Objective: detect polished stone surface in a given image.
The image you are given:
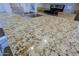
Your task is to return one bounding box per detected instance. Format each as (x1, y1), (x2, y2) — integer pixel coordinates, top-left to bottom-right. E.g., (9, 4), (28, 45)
(0, 13), (79, 56)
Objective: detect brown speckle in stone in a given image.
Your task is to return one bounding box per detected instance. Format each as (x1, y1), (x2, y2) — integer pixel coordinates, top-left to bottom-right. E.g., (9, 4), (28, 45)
(43, 49), (46, 55)
(26, 53), (29, 56)
(16, 46), (19, 50)
(26, 38), (30, 41)
(15, 53), (18, 56)
(66, 54), (69, 56)
(57, 53), (61, 56)
(53, 50), (55, 52)
(77, 51), (79, 53)
(31, 35), (35, 38)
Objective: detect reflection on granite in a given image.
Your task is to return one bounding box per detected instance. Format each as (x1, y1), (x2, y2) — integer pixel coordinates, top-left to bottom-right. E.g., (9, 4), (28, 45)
(0, 13), (79, 56)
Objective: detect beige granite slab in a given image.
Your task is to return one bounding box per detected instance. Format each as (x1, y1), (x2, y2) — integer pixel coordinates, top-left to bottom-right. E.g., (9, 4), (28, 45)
(0, 13), (79, 56)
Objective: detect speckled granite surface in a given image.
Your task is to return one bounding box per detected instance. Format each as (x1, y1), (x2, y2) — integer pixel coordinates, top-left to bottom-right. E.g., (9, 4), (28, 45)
(0, 13), (79, 56)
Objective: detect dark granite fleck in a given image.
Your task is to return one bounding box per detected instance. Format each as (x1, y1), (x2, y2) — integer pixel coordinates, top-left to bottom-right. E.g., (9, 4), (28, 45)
(77, 51), (79, 53)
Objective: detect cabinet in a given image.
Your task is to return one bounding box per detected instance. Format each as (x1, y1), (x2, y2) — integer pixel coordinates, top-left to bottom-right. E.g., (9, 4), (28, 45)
(0, 4), (6, 12)
(64, 4), (76, 13)
(0, 3), (12, 13)
(0, 36), (9, 56)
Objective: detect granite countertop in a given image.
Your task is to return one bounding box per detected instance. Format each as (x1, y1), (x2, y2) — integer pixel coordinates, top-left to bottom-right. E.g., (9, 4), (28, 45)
(0, 13), (79, 56)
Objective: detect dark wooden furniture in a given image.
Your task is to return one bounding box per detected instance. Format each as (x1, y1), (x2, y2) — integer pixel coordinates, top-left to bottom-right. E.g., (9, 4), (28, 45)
(74, 13), (79, 21)
(44, 4), (65, 15)
(0, 28), (5, 37)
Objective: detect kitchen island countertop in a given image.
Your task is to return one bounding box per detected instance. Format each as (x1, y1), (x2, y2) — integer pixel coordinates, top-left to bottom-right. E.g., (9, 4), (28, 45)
(0, 13), (79, 56)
